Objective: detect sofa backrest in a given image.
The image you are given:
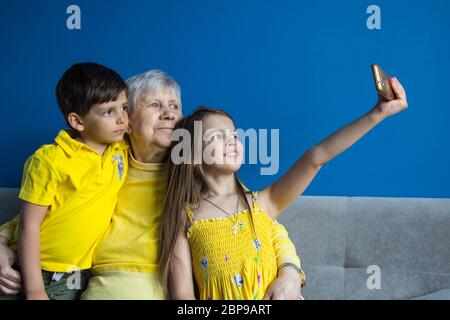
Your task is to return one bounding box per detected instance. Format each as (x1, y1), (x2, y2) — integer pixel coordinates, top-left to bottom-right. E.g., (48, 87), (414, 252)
(278, 196), (450, 299)
(0, 188), (20, 222)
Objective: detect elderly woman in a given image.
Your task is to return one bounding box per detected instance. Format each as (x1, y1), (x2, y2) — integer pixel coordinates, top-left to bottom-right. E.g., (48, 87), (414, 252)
(0, 70), (304, 299)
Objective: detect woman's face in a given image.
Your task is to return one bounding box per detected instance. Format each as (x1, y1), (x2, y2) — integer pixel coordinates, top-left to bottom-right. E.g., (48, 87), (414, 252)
(200, 114), (244, 174)
(129, 86), (182, 150)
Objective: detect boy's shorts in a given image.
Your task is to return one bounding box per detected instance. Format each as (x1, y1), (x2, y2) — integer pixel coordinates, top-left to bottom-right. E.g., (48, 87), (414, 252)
(0, 269), (92, 300)
(42, 269), (92, 300)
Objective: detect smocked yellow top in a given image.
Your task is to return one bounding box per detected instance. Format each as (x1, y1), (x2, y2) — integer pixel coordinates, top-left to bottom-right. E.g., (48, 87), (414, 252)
(185, 192), (279, 300)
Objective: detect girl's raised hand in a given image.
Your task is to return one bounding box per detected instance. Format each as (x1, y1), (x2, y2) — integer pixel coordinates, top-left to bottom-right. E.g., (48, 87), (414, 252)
(259, 76), (409, 220)
(375, 77), (408, 119)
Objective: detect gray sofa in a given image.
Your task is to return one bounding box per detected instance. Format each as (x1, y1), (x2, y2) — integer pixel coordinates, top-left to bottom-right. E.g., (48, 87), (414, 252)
(279, 195), (450, 299)
(1, 187), (449, 299)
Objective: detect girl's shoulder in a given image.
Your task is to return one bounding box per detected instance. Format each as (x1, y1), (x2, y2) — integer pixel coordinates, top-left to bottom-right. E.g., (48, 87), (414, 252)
(246, 189), (277, 221)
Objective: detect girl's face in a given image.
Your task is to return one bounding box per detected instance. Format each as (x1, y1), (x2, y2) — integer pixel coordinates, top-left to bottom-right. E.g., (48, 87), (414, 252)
(200, 114), (244, 174)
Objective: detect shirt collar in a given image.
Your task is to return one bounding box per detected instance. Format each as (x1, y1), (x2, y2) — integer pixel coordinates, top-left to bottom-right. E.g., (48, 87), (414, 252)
(54, 130), (83, 156)
(55, 130), (129, 156)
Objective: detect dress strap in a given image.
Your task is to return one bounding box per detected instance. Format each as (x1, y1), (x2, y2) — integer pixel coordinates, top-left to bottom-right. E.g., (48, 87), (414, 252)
(240, 183), (250, 192)
(251, 191), (260, 210)
(184, 204), (195, 224)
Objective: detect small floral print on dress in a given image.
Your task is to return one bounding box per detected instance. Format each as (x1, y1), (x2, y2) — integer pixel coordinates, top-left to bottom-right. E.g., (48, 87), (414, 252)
(201, 257), (208, 270)
(233, 274), (244, 288)
(257, 271), (262, 285)
(225, 254), (229, 262)
(253, 238), (262, 250)
(253, 193), (258, 201)
(239, 222), (244, 230)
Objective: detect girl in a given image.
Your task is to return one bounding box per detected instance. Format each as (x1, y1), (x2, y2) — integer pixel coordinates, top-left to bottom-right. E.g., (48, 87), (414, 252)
(160, 77), (408, 300)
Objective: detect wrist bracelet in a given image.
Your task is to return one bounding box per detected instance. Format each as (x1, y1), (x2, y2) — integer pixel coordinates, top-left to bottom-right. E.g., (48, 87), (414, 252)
(279, 262), (306, 287)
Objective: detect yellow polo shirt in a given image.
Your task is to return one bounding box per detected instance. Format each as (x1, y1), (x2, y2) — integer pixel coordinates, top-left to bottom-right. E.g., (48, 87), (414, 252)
(17, 130), (128, 272)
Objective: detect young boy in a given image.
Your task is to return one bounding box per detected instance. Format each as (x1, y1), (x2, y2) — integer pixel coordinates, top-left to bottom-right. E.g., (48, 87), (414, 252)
(16, 62), (129, 300)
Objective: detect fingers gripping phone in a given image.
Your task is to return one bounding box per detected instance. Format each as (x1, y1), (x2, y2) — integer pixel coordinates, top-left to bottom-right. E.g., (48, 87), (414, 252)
(371, 64), (395, 100)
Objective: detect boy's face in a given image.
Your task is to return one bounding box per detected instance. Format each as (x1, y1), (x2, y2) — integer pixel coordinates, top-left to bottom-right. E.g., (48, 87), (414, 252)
(78, 90), (129, 144)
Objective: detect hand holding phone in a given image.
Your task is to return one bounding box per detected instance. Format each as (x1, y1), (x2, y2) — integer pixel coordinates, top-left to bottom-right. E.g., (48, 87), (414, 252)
(371, 64), (395, 100)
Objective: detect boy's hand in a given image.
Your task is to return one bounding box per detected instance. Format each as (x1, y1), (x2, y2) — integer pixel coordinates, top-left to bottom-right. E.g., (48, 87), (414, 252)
(375, 77), (408, 120)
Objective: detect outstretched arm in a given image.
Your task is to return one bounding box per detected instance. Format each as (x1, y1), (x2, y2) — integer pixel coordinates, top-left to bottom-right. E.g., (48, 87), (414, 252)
(260, 77), (408, 219)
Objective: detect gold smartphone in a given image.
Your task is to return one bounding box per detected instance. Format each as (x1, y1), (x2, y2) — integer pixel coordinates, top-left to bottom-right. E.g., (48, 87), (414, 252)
(371, 64), (395, 100)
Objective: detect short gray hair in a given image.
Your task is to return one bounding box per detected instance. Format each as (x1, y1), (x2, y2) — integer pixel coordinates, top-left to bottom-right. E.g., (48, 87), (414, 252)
(125, 70), (181, 113)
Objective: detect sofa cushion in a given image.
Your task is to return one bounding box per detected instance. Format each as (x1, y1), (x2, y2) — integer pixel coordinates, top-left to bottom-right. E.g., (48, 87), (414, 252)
(279, 196), (450, 299)
(412, 289), (450, 300)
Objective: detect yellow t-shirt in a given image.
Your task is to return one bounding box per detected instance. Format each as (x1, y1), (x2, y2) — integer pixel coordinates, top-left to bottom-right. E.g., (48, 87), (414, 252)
(91, 152), (168, 273)
(0, 215), (19, 241)
(17, 130), (128, 272)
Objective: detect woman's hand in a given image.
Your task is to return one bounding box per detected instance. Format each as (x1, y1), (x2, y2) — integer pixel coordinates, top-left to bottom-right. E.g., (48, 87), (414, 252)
(263, 266), (304, 300)
(374, 77), (408, 120)
(0, 237), (22, 295)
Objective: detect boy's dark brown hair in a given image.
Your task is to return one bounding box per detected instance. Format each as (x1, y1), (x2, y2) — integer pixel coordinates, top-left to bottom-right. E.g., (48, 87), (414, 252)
(55, 62), (127, 125)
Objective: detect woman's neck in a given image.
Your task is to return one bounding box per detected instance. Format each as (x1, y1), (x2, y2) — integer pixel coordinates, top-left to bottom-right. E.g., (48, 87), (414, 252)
(132, 146), (168, 163)
(129, 138), (168, 163)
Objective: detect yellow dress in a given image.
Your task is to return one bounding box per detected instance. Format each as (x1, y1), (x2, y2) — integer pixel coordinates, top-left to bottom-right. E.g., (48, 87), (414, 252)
(186, 192), (278, 300)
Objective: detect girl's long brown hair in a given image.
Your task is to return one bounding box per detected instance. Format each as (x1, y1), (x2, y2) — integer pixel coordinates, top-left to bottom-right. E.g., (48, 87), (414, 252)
(159, 107), (252, 298)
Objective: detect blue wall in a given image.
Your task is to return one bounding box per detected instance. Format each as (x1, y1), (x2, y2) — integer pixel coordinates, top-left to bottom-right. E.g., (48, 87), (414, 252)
(1, 0), (449, 198)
